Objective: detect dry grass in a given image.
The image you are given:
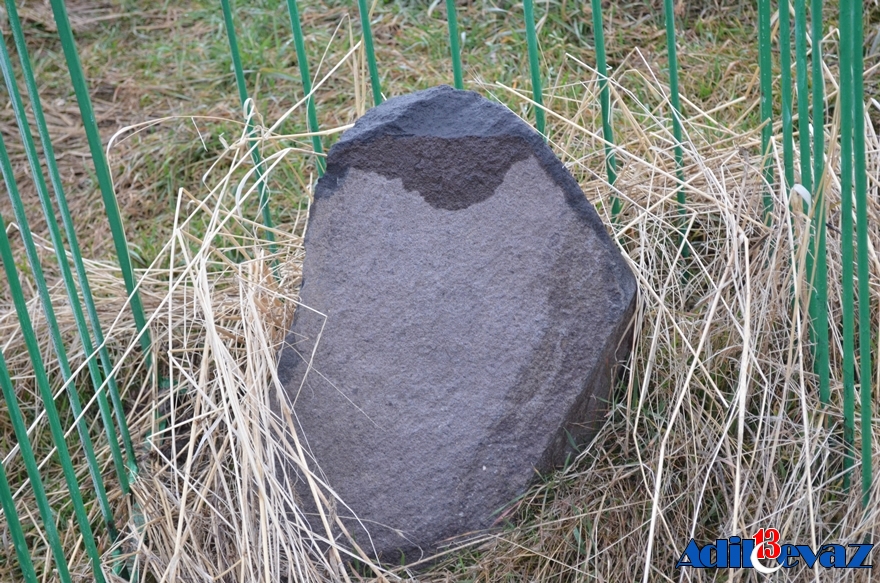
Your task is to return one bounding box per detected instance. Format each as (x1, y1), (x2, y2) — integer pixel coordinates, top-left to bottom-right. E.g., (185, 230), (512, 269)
(5, 41), (880, 581)
(1, 1), (880, 582)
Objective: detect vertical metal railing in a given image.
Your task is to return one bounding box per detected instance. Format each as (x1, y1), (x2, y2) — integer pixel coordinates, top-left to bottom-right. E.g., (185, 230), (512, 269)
(523, 0), (545, 137)
(590, 0), (620, 217)
(4, 0), (137, 477)
(220, 0), (276, 241)
(0, 351), (65, 583)
(48, 0), (151, 352)
(0, 0), (147, 579)
(286, 0), (326, 175)
(779, 0), (795, 190)
(845, 0), (873, 506)
(809, 0), (830, 413)
(0, 36), (121, 541)
(798, 0), (831, 413)
(357, 0), (383, 105)
(0, 414), (38, 583)
(838, 0), (858, 492)
(0, 0), (876, 579)
(446, 0), (464, 90)
(662, 0), (689, 251)
(0, 197), (106, 582)
(757, 0), (775, 220)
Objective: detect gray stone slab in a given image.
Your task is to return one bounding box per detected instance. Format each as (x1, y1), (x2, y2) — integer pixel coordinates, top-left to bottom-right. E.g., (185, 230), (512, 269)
(277, 85), (637, 563)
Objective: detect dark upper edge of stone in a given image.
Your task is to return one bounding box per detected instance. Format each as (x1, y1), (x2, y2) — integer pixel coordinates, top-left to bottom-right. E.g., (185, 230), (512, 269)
(315, 85), (610, 236)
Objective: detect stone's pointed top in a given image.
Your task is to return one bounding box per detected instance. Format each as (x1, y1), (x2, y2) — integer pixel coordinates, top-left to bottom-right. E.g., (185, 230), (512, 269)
(336, 85), (535, 144)
(321, 85), (606, 234)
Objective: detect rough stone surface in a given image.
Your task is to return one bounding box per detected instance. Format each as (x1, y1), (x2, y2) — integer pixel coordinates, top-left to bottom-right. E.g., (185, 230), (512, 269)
(278, 85), (637, 563)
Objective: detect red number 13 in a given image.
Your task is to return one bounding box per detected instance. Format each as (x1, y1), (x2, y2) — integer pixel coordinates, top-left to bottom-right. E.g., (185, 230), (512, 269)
(753, 528), (781, 559)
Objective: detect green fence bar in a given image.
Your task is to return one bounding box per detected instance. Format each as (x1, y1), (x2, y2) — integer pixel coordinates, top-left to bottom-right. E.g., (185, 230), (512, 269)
(5, 0), (137, 471)
(809, 0), (829, 407)
(0, 351), (70, 583)
(809, 0), (824, 203)
(220, 0), (276, 238)
(523, 0), (545, 136)
(445, 0), (464, 90)
(662, 0), (688, 254)
(285, 0), (326, 175)
(778, 0), (794, 189)
(48, 0), (151, 355)
(792, 0), (830, 423)
(0, 205), (106, 583)
(812, 197), (830, 405)
(0, 439), (38, 583)
(2, 0), (131, 484)
(356, 0), (383, 105)
(590, 0), (620, 216)
(795, 0), (819, 402)
(756, 0), (775, 219)
(220, 0), (248, 110)
(838, 0), (856, 487)
(0, 28), (125, 533)
(848, 0), (873, 507)
(794, 0), (811, 189)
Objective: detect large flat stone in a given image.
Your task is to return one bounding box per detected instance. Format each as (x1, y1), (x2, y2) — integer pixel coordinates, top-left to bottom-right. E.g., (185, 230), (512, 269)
(278, 85), (636, 563)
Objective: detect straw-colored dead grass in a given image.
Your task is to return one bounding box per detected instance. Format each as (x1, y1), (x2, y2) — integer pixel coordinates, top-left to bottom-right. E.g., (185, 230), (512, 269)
(1, 38), (879, 583)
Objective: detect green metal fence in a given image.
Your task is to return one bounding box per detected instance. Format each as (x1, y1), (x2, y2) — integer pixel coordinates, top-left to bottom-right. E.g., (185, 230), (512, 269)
(0, 0), (875, 579)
